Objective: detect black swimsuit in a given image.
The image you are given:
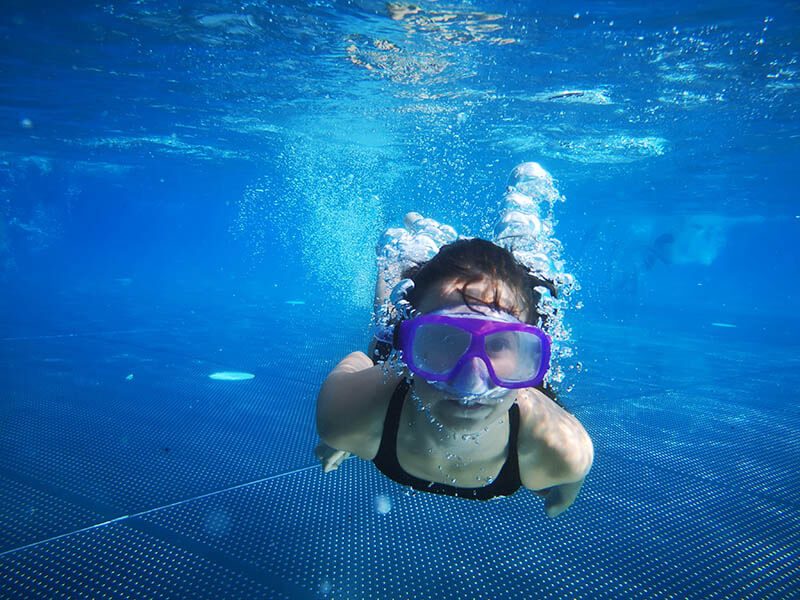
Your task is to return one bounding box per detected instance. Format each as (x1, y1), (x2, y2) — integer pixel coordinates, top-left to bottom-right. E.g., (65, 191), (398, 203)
(372, 379), (523, 500)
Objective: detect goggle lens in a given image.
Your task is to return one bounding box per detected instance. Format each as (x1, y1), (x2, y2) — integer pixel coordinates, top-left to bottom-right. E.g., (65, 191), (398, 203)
(485, 330), (542, 382)
(413, 323), (470, 374)
(407, 319), (546, 386)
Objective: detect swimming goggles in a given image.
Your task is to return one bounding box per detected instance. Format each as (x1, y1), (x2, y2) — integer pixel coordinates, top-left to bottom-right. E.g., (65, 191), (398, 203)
(396, 311), (551, 389)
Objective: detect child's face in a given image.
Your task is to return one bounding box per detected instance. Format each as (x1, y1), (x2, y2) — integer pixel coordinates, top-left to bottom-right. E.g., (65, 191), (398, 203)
(411, 277), (526, 429)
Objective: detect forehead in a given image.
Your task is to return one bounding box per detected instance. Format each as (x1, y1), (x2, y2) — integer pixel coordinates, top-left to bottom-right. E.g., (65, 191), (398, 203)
(416, 277), (525, 316)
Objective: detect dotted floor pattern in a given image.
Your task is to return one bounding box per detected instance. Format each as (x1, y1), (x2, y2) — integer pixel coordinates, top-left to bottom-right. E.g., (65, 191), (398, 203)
(0, 330), (327, 549)
(1, 318), (799, 598)
(576, 456), (800, 599)
(0, 522), (291, 599)
(0, 475), (105, 554)
(0, 364), (320, 504)
(3, 449), (794, 599)
(153, 463), (618, 599)
(581, 390), (800, 506)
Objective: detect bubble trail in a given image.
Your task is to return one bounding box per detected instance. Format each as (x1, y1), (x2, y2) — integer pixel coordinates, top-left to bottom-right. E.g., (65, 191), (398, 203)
(492, 162), (579, 388)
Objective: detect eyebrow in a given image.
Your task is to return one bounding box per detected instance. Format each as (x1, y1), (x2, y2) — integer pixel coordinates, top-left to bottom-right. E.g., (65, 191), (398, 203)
(461, 293), (519, 316)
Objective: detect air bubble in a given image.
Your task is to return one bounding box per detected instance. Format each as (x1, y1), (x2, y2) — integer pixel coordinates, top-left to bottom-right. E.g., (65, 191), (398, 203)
(492, 164), (578, 396)
(494, 210), (542, 241)
(375, 494), (392, 514)
(507, 162), (562, 206)
(204, 510), (231, 536)
(374, 213), (459, 316)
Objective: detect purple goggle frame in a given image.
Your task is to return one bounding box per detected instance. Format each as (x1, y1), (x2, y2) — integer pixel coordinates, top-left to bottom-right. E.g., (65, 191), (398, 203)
(396, 313), (552, 389)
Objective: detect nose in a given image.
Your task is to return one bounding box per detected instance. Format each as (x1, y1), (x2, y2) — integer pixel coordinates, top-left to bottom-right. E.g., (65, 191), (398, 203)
(448, 356), (492, 395)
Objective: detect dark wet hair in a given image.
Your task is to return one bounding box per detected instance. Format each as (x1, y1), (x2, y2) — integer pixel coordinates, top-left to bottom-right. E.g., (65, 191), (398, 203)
(401, 238), (557, 327)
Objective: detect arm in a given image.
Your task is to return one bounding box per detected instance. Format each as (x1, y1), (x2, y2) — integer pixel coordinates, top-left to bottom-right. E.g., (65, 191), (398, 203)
(543, 478), (587, 518)
(539, 433), (593, 517)
(518, 390), (594, 517)
(316, 351), (400, 460)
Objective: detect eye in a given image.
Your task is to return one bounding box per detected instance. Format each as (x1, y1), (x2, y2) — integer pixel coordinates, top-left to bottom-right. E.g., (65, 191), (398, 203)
(486, 336), (512, 353)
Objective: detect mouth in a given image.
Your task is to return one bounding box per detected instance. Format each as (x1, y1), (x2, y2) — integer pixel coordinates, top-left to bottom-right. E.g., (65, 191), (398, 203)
(446, 397), (490, 411)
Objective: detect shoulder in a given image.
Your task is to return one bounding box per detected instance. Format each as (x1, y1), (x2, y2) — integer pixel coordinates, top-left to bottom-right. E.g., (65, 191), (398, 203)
(515, 388), (594, 490)
(316, 352), (402, 460)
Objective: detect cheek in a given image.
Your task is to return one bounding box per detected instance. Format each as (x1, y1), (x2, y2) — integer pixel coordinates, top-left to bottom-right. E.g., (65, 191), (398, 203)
(414, 378), (445, 406)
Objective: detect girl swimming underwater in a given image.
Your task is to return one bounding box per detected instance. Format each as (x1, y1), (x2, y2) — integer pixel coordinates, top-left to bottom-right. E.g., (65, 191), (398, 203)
(316, 217), (593, 517)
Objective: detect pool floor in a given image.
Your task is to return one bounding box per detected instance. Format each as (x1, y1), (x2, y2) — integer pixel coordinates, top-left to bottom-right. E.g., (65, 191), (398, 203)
(1, 306), (798, 599)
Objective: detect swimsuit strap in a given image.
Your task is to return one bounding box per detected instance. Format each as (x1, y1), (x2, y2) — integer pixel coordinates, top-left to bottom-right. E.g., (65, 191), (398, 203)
(373, 379), (521, 500)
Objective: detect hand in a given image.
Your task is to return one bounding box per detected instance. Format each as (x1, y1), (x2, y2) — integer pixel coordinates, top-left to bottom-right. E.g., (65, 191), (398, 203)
(315, 442), (351, 473)
(543, 479), (585, 518)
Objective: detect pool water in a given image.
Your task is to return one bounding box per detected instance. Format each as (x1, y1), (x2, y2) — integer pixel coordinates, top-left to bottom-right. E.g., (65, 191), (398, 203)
(1, 1), (798, 598)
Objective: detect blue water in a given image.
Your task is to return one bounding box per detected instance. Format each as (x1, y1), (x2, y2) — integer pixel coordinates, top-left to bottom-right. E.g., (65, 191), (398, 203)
(1, 1), (799, 598)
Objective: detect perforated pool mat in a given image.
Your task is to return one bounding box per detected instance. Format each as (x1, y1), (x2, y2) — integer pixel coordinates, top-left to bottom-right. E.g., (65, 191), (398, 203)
(1, 452), (797, 598)
(1, 320), (798, 598)
(0, 325), (337, 552)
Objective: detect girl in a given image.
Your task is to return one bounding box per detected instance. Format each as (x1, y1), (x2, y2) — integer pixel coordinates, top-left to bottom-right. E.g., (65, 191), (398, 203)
(316, 226), (592, 517)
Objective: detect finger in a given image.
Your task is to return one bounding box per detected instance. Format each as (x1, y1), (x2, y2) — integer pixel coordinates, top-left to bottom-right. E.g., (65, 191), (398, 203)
(321, 452), (345, 473)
